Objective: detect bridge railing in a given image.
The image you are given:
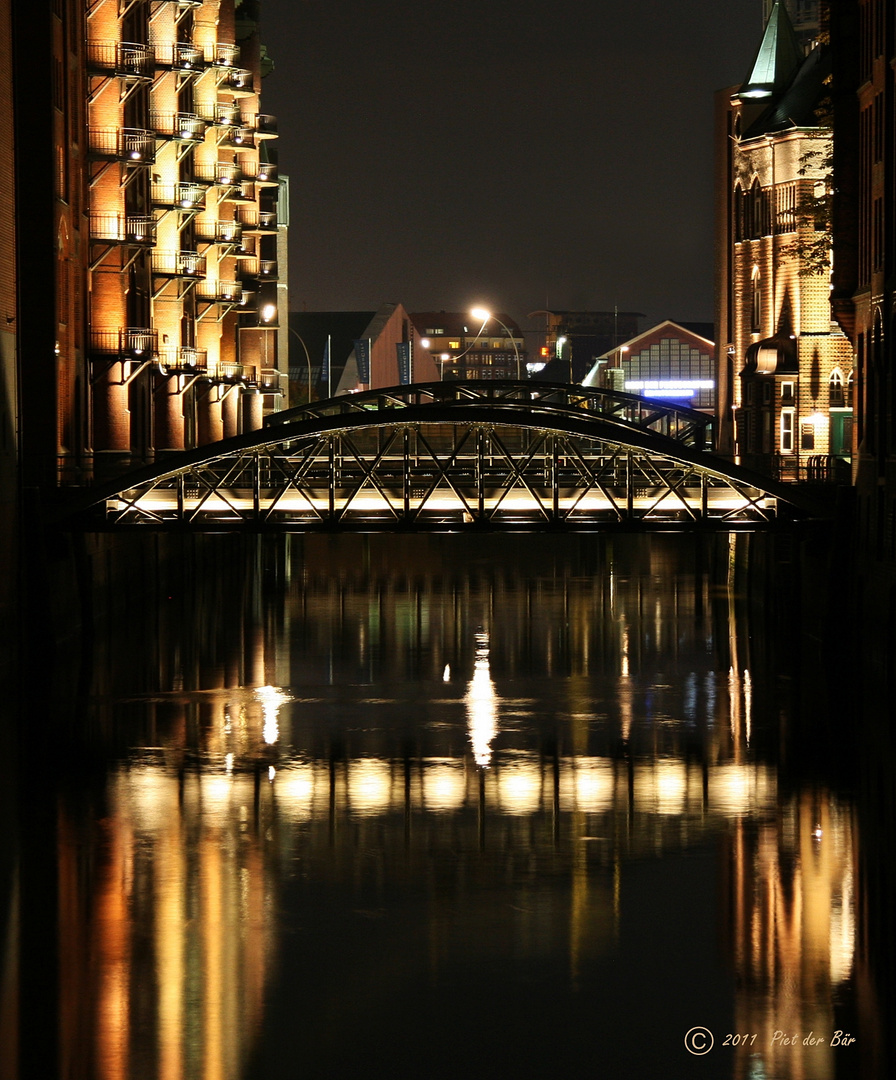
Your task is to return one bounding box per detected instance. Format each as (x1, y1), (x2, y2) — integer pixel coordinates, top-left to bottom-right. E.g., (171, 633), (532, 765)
(264, 381), (714, 451)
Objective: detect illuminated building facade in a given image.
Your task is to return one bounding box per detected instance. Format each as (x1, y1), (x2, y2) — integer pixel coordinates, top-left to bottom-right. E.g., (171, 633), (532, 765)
(8, 0), (283, 491)
(715, 1), (852, 480)
(582, 320), (716, 417)
(409, 312), (527, 381)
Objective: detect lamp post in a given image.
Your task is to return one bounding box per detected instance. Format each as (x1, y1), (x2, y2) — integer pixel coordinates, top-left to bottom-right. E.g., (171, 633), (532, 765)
(287, 326), (312, 403)
(469, 307), (522, 381)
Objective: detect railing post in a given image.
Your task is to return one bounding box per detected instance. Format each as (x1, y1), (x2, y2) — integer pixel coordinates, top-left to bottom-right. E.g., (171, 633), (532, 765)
(403, 428), (411, 519)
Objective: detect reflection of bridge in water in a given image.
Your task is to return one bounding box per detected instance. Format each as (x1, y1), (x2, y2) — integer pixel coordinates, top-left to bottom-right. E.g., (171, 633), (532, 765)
(64, 382), (829, 531)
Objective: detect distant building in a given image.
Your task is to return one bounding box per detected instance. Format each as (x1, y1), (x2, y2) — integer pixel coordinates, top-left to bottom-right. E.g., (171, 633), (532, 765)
(582, 321), (716, 417)
(528, 310), (643, 383)
(715, 1), (852, 480)
(409, 312), (527, 381)
(289, 305), (439, 402)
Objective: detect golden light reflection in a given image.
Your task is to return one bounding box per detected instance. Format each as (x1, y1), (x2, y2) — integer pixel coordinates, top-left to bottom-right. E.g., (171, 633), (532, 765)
(346, 758), (395, 816)
(421, 759), (467, 812)
(563, 758), (615, 813)
(465, 645), (498, 767)
(254, 685), (291, 745)
(708, 763), (776, 816)
(494, 756), (543, 815)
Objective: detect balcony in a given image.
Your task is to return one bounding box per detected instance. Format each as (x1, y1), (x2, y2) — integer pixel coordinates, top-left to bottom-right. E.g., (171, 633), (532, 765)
(196, 102), (240, 128)
(257, 369), (282, 394)
(151, 182), (206, 210)
(210, 362), (246, 384)
(206, 42), (240, 68)
(91, 328), (158, 360)
(218, 67), (254, 96)
(194, 220), (242, 246)
(151, 111), (206, 143)
(196, 280), (243, 303)
(239, 258), (278, 282)
(254, 114), (278, 139)
(151, 250), (207, 277)
(89, 213), (155, 244)
(237, 210), (277, 233)
(220, 181), (255, 204)
(192, 160), (249, 187)
(253, 160), (278, 186)
(225, 127), (256, 149)
(87, 41), (153, 80)
(89, 127), (155, 164)
(153, 41), (204, 72)
(157, 345), (207, 374)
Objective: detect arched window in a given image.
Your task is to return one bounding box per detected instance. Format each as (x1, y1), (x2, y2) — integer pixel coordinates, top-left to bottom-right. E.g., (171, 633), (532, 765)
(750, 179), (764, 238)
(829, 369), (845, 407)
(751, 266), (762, 333)
(734, 183), (743, 242)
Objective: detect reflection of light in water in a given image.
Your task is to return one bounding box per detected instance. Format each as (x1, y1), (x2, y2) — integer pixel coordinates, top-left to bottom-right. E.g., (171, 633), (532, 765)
(442, 664), (451, 681)
(225, 752), (234, 774)
(620, 623), (630, 678)
(268, 765), (276, 782)
(565, 758), (615, 812)
(465, 650), (498, 766)
(744, 668), (752, 745)
(496, 756), (542, 814)
(421, 759), (466, 811)
(254, 685), (292, 745)
(633, 761), (689, 815)
(708, 763), (777, 815)
(346, 758), (394, 815)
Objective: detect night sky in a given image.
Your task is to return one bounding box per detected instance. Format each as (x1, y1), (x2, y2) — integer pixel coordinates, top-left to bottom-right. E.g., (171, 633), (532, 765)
(259, 0), (763, 333)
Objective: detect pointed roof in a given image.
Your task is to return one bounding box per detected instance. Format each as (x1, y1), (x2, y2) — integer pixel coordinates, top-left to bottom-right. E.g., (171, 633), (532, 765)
(735, 1), (803, 101)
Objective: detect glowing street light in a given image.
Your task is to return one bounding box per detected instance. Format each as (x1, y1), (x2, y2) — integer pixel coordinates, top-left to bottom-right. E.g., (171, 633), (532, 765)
(469, 307), (522, 380)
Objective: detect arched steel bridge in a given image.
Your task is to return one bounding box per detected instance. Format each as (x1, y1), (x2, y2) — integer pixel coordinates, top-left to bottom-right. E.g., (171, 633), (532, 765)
(62, 381), (829, 532)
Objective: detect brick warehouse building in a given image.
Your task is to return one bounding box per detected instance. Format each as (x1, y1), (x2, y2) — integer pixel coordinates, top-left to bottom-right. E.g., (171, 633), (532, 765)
(7, 0), (283, 492)
(714, 1), (853, 481)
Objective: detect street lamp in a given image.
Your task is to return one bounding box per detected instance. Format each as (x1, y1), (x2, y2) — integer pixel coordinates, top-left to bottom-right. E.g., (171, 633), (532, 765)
(469, 307), (522, 380)
(287, 326), (313, 403)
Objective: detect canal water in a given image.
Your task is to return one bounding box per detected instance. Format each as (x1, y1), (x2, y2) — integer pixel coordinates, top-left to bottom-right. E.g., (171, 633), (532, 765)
(3, 532), (892, 1079)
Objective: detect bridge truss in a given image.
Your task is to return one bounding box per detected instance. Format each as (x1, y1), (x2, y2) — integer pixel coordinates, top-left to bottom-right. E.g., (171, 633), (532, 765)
(68, 382), (820, 531)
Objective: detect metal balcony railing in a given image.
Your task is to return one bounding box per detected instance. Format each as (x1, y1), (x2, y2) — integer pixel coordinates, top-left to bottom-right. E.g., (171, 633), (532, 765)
(91, 328), (158, 359)
(87, 41), (153, 79)
(226, 127), (256, 149)
(151, 182), (206, 210)
(237, 210), (277, 232)
(218, 67), (253, 94)
(254, 114), (278, 138)
(220, 181), (255, 203)
(89, 213), (155, 244)
(194, 220), (242, 245)
(89, 127), (155, 163)
(151, 250), (207, 277)
(157, 346), (208, 373)
(257, 369), (282, 393)
(193, 161), (247, 186)
(206, 42), (240, 68)
(196, 102), (240, 127)
(196, 280), (243, 303)
(150, 111), (206, 142)
(211, 362), (246, 383)
(254, 161), (278, 185)
(153, 41), (204, 71)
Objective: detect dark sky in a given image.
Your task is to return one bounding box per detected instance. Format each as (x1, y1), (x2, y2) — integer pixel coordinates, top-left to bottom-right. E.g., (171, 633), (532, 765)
(258, 0), (763, 332)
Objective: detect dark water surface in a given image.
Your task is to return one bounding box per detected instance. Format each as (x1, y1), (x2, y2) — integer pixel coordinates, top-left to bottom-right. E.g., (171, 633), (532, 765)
(3, 533), (892, 1079)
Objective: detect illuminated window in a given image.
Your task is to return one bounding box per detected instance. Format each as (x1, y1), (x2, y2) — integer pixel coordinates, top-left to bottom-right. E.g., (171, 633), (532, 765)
(781, 410), (795, 453)
(829, 369), (845, 407)
(449, 340), (460, 349)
